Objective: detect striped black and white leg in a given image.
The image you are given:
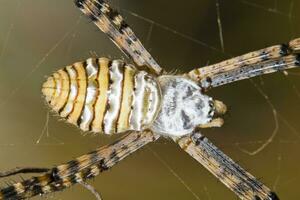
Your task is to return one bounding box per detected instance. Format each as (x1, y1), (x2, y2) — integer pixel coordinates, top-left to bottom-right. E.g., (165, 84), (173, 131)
(174, 131), (279, 200)
(74, 0), (163, 75)
(188, 38), (300, 90)
(0, 131), (159, 199)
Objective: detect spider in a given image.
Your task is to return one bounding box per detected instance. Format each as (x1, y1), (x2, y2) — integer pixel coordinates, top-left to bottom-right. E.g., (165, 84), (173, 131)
(0, 0), (299, 199)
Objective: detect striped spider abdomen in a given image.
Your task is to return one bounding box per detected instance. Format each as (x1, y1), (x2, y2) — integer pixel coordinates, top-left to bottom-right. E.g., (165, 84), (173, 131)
(42, 57), (161, 134)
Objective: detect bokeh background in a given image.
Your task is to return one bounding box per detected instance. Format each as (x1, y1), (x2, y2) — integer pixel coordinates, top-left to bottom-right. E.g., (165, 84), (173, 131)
(0, 0), (300, 199)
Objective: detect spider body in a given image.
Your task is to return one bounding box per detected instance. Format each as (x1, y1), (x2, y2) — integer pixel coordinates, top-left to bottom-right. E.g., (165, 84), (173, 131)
(42, 57), (223, 137)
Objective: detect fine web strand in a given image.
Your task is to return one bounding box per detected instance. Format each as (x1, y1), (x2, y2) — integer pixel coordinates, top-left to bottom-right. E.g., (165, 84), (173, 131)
(236, 80), (279, 156)
(35, 111), (64, 146)
(0, 15), (82, 109)
(147, 146), (202, 200)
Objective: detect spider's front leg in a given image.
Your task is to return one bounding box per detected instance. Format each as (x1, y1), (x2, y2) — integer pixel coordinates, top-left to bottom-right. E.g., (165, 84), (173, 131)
(0, 131), (159, 200)
(0, 167), (49, 178)
(187, 38), (300, 89)
(74, 0), (163, 75)
(174, 131), (279, 200)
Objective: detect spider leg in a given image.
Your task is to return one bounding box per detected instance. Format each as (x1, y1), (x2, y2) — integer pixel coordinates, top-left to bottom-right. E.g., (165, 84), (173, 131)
(0, 130), (159, 200)
(187, 38), (300, 89)
(74, 0), (163, 75)
(174, 131), (279, 200)
(0, 168), (50, 178)
(200, 54), (299, 89)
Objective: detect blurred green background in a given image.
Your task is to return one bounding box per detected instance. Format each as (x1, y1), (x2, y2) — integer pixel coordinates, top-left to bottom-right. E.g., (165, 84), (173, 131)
(0, 0), (300, 199)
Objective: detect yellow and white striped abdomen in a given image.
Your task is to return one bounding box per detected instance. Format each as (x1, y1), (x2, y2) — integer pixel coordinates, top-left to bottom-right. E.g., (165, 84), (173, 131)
(42, 58), (161, 134)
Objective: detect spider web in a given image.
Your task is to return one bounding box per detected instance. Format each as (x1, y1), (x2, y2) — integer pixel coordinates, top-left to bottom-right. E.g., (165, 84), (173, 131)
(0, 0), (299, 199)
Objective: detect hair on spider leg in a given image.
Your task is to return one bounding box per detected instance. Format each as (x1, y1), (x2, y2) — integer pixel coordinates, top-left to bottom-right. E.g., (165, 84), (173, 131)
(0, 167), (50, 179)
(268, 192), (280, 200)
(89, 50), (99, 58)
(289, 38), (300, 52)
(74, 0), (85, 8)
(295, 54), (300, 66)
(79, 1), (103, 22)
(279, 43), (291, 56)
(165, 68), (180, 75)
(251, 180), (280, 200)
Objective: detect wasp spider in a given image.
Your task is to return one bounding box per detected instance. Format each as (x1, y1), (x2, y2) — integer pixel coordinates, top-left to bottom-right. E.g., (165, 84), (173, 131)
(1, 0), (299, 199)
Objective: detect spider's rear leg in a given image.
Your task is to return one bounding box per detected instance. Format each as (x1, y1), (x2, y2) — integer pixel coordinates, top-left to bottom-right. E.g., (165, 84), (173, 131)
(175, 131), (280, 200)
(0, 167), (50, 178)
